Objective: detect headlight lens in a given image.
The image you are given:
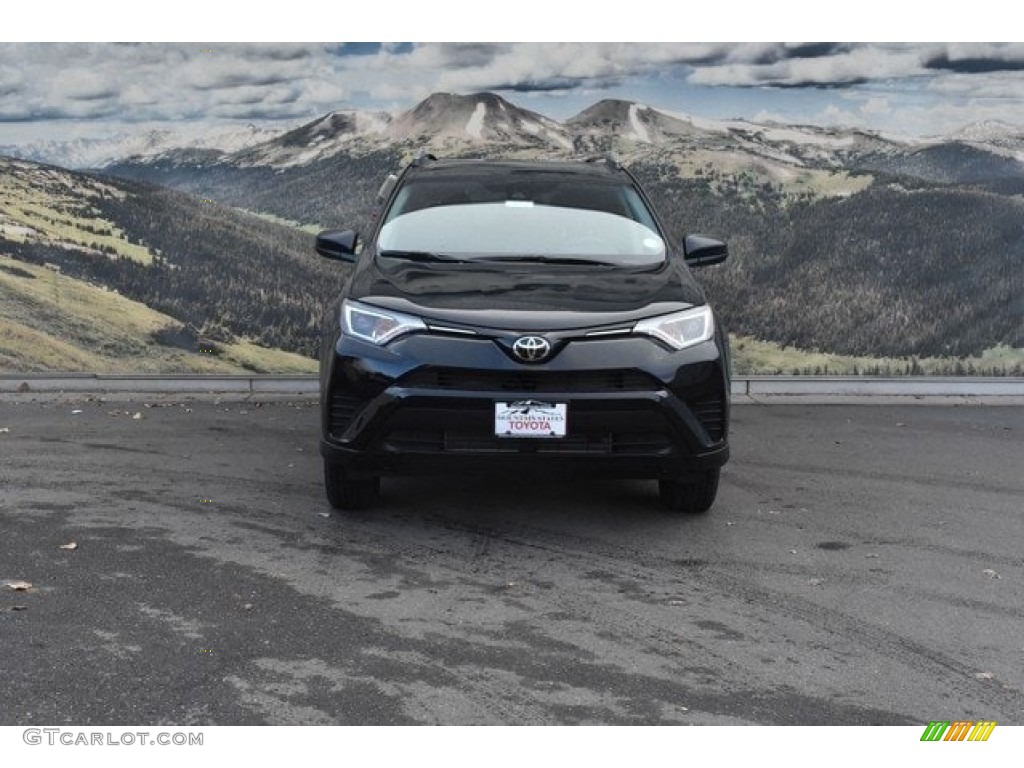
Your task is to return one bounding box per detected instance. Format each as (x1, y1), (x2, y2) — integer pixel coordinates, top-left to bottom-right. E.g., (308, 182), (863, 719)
(342, 300), (425, 346)
(634, 305), (714, 350)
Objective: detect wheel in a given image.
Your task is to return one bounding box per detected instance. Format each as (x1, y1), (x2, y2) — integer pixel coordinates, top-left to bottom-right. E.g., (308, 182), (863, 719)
(324, 461), (380, 510)
(659, 469), (720, 513)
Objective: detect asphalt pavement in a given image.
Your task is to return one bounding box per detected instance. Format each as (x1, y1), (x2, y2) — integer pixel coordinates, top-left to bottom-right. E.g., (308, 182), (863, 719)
(1, 396), (1022, 725)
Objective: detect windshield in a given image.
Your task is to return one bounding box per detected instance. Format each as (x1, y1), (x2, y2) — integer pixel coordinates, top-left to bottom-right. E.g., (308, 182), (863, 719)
(377, 174), (666, 266)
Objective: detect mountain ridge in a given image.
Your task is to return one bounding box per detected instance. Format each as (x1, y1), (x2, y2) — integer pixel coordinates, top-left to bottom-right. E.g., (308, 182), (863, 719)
(94, 92), (1024, 197)
(0, 122), (293, 172)
(7, 91), (1024, 173)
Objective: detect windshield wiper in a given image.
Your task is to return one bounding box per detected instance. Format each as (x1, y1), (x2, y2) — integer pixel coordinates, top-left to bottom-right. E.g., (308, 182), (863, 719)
(476, 255), (616, 266)
(377, 249), (471, 263)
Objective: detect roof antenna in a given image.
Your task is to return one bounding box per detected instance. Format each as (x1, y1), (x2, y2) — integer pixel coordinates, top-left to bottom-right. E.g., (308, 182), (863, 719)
(583, 152), (622, 170)
(412, 149), (437, 167)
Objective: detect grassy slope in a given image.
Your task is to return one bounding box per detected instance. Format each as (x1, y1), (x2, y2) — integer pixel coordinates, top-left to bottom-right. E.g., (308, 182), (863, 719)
(0, 160), (154, 264)
(1, 156), (319, 373)
(635, 145), (874, 201)
(0, 253), (315, 374)
(732, 335), (1024, 376)
(233, 207), (321, 234)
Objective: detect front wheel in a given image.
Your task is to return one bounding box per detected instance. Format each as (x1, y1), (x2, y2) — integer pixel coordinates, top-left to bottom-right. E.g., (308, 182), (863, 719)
(659, 469), (720, 514)
(324, 461), (380, 510)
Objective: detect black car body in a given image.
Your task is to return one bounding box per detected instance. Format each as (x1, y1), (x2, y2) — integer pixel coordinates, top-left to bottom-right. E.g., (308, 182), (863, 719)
(317, 156), (730, 512)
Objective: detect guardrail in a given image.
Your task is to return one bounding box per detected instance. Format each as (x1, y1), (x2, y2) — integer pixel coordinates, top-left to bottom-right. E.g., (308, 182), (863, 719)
(731, 376), (1024, 397)
(2, 374), (1023, 397)
(0, 374), (317, 394)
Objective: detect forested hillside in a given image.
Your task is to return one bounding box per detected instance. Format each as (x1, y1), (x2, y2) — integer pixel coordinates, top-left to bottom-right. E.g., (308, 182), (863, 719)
(631, 165), (1024, 358)
(106, 150), (1022, 361)
(1, 157), (346, 368)
(106, 149), (401, 238)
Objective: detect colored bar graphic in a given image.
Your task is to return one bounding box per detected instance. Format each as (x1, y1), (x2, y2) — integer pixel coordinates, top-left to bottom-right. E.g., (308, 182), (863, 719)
(944, 721), (973, 741)
(968, 721), (997, 742)
(920, 720), (996, 742)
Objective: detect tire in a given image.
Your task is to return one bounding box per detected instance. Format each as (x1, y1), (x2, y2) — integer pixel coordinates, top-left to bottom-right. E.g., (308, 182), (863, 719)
(659, 469), (720, 514)
(324, 461), (380, 510)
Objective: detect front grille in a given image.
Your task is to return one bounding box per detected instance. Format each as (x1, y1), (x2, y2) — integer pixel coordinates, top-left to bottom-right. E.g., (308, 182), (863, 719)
(689, 394), (726, 442)
(397, 367), (660, 393)
(328, 392), (366, 438)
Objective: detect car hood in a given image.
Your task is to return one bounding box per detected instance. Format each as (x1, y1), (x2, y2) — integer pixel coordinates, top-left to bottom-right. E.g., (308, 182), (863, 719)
(348, 258), (706, 331)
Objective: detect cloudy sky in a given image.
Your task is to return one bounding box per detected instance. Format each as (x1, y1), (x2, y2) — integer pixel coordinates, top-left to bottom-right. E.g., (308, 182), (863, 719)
(1, 41), (1022, 144)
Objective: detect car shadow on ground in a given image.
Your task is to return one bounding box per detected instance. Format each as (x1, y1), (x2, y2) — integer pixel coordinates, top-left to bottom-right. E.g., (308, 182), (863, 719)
(341, 471), (723, 533)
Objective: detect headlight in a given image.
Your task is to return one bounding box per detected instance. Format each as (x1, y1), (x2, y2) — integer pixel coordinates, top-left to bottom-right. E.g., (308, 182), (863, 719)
(634, 305), (714, 350)
(342, 300), (425, 346)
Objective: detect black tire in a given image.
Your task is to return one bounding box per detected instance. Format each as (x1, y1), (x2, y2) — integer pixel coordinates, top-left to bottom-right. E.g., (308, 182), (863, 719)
(659, 469), (720, 513)
(324, 461), (380, 510)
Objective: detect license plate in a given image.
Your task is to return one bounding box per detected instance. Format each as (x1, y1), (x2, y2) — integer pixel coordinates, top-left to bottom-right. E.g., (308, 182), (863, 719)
(495, 401), (567, 438)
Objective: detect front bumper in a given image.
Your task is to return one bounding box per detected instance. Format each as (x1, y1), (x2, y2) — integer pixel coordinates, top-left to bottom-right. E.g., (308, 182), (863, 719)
(319, 331), (730, 479)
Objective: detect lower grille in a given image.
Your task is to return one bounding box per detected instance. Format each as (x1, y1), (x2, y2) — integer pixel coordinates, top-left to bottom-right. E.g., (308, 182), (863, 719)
(382, 428), (672, 455)
(397, 367), (660, 393)
(689, 394), (726, 442)
(328, 392), (366, 438)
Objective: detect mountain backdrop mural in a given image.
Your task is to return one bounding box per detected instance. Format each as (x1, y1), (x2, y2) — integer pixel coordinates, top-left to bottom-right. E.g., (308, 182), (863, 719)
(2, 91), (1022, 375)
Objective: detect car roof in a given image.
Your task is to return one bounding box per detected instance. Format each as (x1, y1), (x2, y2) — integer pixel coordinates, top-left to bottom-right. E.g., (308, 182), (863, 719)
(405, 158), (629, 181)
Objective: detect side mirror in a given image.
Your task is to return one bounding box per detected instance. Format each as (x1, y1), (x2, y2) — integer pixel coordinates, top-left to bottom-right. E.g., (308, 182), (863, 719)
(316, 230), (359, 262)
(683, 234), (728, 267)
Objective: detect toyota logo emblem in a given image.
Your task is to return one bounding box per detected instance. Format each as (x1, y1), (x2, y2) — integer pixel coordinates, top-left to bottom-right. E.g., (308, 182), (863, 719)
(512, 336), (551, 362)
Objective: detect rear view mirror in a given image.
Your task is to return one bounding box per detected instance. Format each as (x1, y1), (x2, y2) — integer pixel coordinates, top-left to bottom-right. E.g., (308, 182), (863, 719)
(683, 235), (728, 267)
(316, 230), (359, 262)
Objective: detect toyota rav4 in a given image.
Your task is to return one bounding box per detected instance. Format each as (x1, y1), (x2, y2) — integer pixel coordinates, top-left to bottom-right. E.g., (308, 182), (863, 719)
(316, 156), (730, 512)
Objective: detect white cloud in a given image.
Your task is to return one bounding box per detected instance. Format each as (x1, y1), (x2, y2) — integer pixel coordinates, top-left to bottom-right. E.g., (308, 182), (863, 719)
(0, 42), (1021, 140)
(861, 97), (891, 116)
(926, 71), (1024, 100)
(690, 45), (927, 87)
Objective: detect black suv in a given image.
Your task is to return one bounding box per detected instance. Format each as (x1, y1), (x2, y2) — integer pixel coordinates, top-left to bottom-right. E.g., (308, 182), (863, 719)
(316, 156), (730, 512)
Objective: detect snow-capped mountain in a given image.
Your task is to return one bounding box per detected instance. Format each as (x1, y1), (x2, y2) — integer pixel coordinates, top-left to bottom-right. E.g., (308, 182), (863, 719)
(564, 99), (923, 174)
(7, 91), (1024, 181)
(568, 99), (710, 144)
(948, 120), (1024, 145)
(229, 110), (393, 168)
(21, 91), (1013, 198)
(0, 122), (293, 170)
(942, 120), (1024, 160)
(216, 92), (574, 170)
(388, 92), (571, 149)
